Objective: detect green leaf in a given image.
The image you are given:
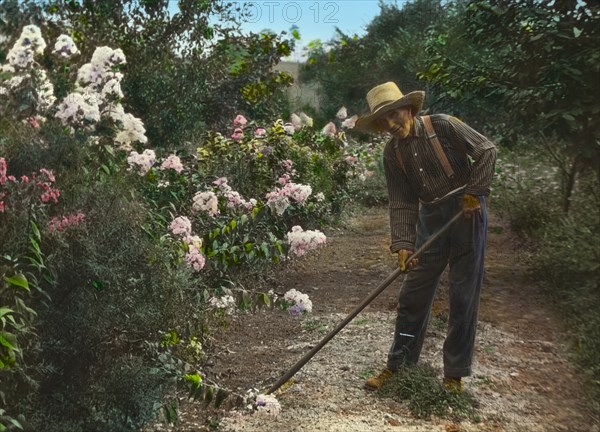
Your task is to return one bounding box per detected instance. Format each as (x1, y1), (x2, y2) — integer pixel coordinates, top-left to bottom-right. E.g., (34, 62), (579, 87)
(91, 279), (105, 292)
(31, 221), (41, 242)
(204, 386), (214, 404)
(101, 164), (110, 175)
(241, 291), (251, 309)
(0, 333), (17, 351)
(185, 372), (203, 386)
(0, 308), (14, 319)
(291, 28), (301, 40)
(262, 293), (271, 307)
(164, 401), (178, 424)
(573, 27), (582, 38)
(9, 418), (23, 430)
(4, 275), (29, 291)
(30, 237), (41, 255)
(214, 388), (229, 408)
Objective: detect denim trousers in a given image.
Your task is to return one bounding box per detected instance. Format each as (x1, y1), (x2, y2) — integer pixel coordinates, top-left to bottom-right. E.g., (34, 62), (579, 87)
(387, 194), (488, 377)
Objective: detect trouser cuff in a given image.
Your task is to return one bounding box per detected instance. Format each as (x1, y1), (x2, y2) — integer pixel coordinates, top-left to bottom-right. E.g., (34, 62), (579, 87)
(443, 367), (471, 377)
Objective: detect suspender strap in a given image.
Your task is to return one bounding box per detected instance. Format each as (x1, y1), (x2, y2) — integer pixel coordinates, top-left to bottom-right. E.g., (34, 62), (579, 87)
(421, 115), (455, 179)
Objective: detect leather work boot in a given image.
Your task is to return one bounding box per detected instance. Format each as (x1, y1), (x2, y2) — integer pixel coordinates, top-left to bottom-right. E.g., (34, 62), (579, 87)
(364, 368), (395, 391)
(443, 376), (464, 394)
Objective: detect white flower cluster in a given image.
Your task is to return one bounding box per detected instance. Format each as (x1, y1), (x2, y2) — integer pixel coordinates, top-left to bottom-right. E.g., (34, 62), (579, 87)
(209, 294), (236, 313)
(286, 226), (326, 257)
(290, 112), (313, 129)
(192, 177), (256, 218)
(255, 394), (282, 417)
(51, 43), (147, 150)
(169, 216), (192, 237)
(4, 25), (46, 70)
(283, 288), (313, 315)
(53, 34), (79, 58)
(126, 149), (156, 175)
(0, 25), (56, 114)
(192, 191), (219, 216)
(55, 92), (100, 125)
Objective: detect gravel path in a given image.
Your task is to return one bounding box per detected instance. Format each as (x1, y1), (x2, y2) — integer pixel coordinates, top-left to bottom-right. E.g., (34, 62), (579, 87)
(146, 206), (597, 432)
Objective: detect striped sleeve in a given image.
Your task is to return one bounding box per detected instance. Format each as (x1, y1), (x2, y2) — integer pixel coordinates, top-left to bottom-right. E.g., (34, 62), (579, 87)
(383, 139), (419, 252)
(447, 116), (497, 196)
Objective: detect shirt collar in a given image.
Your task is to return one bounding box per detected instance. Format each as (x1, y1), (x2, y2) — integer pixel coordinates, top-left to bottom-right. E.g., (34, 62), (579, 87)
(412, 116), (424, 138)
(392, 117), (424, 147)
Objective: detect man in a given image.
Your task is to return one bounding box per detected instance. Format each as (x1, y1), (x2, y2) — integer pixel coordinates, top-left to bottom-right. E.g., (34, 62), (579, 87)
(355, 82), (497, 393)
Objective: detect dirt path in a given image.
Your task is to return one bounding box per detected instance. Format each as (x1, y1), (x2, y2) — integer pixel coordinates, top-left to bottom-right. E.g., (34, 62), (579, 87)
(149, 206), (597, 432)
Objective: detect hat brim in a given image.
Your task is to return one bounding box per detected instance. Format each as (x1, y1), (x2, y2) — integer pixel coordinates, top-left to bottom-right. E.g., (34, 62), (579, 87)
(355, 91), (425, 133)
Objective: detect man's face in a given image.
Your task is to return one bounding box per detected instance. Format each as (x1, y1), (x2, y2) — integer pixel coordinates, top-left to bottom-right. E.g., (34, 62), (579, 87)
(376, 108), (413, 138)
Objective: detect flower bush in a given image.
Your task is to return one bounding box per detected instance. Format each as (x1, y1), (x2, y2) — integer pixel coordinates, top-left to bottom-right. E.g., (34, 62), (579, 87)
(0, 24), (386, 431)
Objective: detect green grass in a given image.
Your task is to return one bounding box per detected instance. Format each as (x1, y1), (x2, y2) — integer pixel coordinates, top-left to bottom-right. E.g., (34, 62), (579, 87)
(378, 364), (479, 421)
(303, 319), (328, 333)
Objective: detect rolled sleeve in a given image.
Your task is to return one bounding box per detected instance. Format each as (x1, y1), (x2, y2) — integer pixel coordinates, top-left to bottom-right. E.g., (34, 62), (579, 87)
(448, 117), (497, 196)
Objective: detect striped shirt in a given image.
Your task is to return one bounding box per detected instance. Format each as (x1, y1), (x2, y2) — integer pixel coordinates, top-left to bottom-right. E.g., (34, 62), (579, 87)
(383, 114), (497, 252)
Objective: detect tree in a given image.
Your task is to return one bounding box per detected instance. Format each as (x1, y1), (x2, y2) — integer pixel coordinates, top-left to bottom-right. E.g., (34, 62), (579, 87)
(299, 0), (447, 122)
(420, 0), (600, 212)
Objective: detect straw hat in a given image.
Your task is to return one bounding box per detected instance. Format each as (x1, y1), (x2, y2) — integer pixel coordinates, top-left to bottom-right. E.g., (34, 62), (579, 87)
(355, 82), (425, 132)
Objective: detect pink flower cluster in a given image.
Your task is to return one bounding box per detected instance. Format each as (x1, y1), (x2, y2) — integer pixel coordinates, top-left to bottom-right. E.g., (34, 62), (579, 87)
(169, 216), (206, 272)
(169, 216), (192, 236)
(0, 157), (7, 186)
(265, 182), (312, 216)
(160, 154), (184, 173)
(34, 168), (60, 204)
(126, 149), (156, 175)
(185, 244), (206, 272)
(49, 212), (85, 232)
(1, 159), (60, 212)
(231, 114), (248, 142)
(213, 177), (256, 212)
(286, 226), (327, 257)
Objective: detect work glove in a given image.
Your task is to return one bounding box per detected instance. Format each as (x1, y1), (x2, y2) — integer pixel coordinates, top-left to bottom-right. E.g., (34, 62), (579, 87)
(462, 194), (481, 218)
(398, 249), (418, 272)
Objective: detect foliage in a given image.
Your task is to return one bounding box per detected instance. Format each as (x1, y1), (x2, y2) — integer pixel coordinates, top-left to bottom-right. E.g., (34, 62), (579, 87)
(529, 171), (600, 404)
(0, 19), (387, 430)
(378, 363), (479, 420)
(493, 146), (600, 406)
(420, 0), (600, 212)
(0, 0), (296, 147)
(491, 149), (562, 236)
(299, 0), (446, 122)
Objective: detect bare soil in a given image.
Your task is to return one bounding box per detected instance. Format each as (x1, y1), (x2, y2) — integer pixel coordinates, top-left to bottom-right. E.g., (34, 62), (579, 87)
(146, 206), (599, 432)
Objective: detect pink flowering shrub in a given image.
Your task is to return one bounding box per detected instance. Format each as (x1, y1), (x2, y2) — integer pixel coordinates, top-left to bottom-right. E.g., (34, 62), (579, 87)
(49, 212), (85, 232)
(0, 158), (61, 213)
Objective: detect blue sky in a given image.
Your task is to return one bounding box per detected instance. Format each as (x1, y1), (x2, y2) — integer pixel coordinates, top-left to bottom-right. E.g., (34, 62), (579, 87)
(228, 1), (403, 59)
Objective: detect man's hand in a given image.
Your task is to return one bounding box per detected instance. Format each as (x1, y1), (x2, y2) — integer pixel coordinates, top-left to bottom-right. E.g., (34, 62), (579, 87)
(462, 194), (481, 218)
(398, 249), (418, 272)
